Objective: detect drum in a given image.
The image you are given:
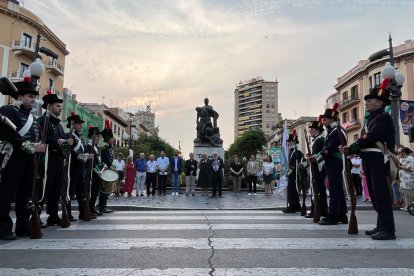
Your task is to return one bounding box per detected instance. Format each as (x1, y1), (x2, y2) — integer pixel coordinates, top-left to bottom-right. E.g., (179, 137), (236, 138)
(100, 169), (119, 194)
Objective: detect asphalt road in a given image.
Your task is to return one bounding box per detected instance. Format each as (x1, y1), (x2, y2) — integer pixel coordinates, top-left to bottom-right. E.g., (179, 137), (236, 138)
(0, 209), (413, 275)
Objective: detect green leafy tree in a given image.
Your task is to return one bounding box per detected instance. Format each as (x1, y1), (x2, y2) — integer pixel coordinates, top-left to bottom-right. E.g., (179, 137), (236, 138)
(118, 134), (175, 160)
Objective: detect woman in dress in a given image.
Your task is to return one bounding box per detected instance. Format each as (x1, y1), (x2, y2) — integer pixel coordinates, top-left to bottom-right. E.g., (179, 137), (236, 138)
(124, 156), (136, 197)
(398, 147), (414, 211)
(198, 152), (211, 196)
(262, 155), (274, 196)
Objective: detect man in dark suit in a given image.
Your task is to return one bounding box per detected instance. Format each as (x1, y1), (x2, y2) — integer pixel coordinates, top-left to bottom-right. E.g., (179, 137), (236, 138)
(344, 83), (396, 240)
(210, 152), (224, 198)
(38, 91), (73, 227)
(318, 105), (348, 226)
(306, 120), (328, 219)
(0, 79), (46, 239)
(282, 131), (303, 213)
(170, 150), (183, 195)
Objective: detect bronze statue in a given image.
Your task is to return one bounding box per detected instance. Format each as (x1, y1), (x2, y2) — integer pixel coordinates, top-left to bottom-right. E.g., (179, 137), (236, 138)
(194, 98), (223, 147)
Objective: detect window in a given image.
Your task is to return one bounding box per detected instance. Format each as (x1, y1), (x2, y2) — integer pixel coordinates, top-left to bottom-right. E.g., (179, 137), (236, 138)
(342, 112), (348, 123)
(373, 73), (381, 86)
(22, 33), (32, 47)
(19, 63), (29, 78)
(351, 107), (358, 120)
(266, 104), (270, 108)
(351, 85), (358, 99)
(342, 91), (348, 101)
(48, 78), (54, 90)
(368, 76), (373, 89)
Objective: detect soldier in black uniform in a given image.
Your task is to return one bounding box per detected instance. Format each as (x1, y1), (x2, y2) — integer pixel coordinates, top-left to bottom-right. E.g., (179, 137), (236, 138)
(282, 132), (303, 213)
(305, 120), (328, 218)
(86, 126), (103, 217)
(318, 106), (348, 225)
(38, 91), (73, 226)
(66, 112), (94, 221)
(344, 85), (396, 240)
(99, 119), (115, 213)
(0, 79), (46, 240)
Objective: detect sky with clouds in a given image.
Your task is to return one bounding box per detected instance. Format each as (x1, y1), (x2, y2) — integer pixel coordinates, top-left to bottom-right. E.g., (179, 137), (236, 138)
(23, 0), (414, 155)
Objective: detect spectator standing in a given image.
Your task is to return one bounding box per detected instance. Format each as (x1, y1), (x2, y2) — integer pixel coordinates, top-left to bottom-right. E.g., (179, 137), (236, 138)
(184, 153), (198, 196)
(262, 156), (274, 196)
(125, 156), (136, 197)
(351, 155), (363, 197)
(246, 155), (259, 195)
(170, 150), (183, 195)
(112, 153), (126, 196)
(398, 147), (414, 211)
(230, 155), (244, 196)
(198, 153), (210, 196)
(135, 153), (147, 197)
(210, 152), (224, 198)
(156, 151), (170, 195)
(146, 155), (157, 196)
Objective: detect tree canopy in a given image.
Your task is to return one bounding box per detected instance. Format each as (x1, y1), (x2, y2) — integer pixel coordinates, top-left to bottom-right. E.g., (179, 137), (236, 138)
(225, 129), (267, 161)
(117, 134), (175, 160)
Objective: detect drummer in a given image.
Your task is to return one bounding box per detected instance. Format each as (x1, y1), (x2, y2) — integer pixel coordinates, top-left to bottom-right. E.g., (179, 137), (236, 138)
(99, 119), (115, 213)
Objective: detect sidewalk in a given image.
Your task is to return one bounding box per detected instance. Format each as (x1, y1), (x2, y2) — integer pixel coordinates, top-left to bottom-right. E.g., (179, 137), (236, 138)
(97, 190), (374, 211)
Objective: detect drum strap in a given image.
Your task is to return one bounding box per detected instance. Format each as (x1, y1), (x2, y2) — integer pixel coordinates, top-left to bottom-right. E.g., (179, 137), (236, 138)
(72, 132), (84, 152)
(18, 113), (33, 137)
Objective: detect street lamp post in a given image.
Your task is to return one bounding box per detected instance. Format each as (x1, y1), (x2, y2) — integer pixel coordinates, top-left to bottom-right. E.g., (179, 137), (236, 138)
(369, 34), (405, 145)
(123, 120), (139, 154)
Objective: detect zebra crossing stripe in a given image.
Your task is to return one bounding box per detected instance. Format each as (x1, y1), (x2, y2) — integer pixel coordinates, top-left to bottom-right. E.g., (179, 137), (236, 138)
(2, 238), (413, 250)
(56, 223), (376, 231)
(0, 268), (413, 276)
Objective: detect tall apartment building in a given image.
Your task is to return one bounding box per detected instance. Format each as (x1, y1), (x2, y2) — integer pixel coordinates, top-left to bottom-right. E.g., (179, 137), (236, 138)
(234, 76), (281, 140)
(0, 0), (69, 107)
(331, 39), (414, 145)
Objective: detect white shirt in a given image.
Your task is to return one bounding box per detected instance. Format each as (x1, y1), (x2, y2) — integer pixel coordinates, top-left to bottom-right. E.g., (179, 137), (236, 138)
(146, 160), (157, 173)
(113, 159), (125, 171)
(263, 162), (274, 174)
(156, 156), (169, 175)
(351, 157), (361, 175)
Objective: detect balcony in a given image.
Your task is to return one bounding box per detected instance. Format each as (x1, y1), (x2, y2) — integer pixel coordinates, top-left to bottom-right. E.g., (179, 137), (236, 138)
(341, 119), (361, 131)
(9, 71), (23, 82)
(11, 40), (35, 58)
(45, 61), (64, 76)
(338, 95), (360, 111)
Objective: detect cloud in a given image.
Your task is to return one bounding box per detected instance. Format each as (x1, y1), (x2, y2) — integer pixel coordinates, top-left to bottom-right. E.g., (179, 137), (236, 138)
(23, 0), (414, 155)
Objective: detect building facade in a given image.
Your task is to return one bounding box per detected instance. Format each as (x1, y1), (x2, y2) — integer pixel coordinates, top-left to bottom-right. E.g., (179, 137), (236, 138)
(82, 103), (128, 148)
(270, 116), (317, 154)
(62, 89), (103, 135)
(333, 39), (414, 145)
(134, 106), (159, 136)
(0, 0), (69, 106)
(234, 76), (281, 140)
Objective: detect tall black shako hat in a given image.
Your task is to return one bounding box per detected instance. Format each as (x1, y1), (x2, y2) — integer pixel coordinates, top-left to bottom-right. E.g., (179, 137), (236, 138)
(308, 115), (324, 132)
(287, 129), (299, 144)
(320, 102), (339, 121)
(87, 125), (100, 138)
(364, 79), (391, 106)
(66, 111), (85, 128)
(42, 90), (63, 109)
(12, 76), (38, 100)
(101, 119), (114, 141)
